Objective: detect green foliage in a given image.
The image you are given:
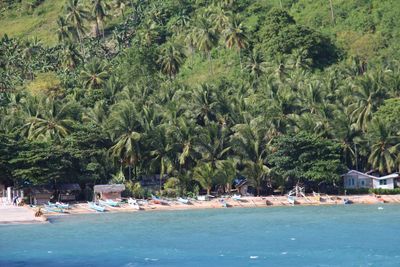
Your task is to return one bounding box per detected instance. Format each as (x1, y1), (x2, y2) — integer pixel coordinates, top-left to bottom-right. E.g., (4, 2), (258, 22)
(256, 8), (338, 68)
(269, 132), (346, 186)
(1, 0), (400, 196)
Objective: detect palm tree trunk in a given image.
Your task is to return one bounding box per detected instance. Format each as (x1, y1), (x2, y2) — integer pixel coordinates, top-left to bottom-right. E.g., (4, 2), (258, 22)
(239, 49), (242, 70)
(208, 52), (213, 74)
(207, 188), (211, 195)
(329, 0), (335, 24)
(95, 18), (100, 38)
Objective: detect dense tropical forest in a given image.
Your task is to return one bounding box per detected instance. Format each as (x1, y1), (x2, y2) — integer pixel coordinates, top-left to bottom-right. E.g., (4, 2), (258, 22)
(1, 0), (400, 196)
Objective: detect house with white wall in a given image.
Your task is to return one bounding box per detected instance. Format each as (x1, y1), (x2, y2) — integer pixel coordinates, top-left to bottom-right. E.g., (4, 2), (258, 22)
(342, 170), (399, 190)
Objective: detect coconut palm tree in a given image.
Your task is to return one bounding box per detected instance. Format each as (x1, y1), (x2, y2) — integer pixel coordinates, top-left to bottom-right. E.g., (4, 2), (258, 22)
(193, 16), (219, 73)
(193, 162), (215, 195)
(80, 58), (110, 89)
(148, 125), (175, 192)
(91, 0), (110, 38)
(65, 0), (89, 44)
(56, 16), (74, 44)
(108, 101), (142, 180)
(195, 122), (231, 169)
(223, 15), (247, 68)
(244, 49), (267, 83)
(348, 73), (387, 132)
(157, 42), (185, 79)
(368, 118), (400, 173)
(22, 97), (75, 142)
(231, 118), (270, 195)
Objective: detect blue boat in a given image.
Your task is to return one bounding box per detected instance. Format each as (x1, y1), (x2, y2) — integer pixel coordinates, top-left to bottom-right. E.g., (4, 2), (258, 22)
(88, 202), (105, 212)
(99, 199), (120, 207)
(44, 204), (65, 213)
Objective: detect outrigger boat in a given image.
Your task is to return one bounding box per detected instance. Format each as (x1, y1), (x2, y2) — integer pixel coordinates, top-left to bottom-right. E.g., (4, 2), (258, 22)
(44, 204), (65, 213)
(88, 202), (105, 212)
(99, 199), (120, 207)
(128, 198), (142, 210)
(177, 197), (190, 204)
(232, 194), (241, 201)
(343, 198), (352, 205)
(151, 195), (169, 205)
(47, 202), (70, 209)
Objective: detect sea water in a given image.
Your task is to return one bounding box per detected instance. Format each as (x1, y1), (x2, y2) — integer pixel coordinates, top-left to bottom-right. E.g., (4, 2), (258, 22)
(1, 205), (400, 267)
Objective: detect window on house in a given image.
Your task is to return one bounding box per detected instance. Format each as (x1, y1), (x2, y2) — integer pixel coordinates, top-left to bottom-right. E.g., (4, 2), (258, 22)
(380, 179), (387, 185)
(352, 178), (355, 186)
(361, 180), (365, 186)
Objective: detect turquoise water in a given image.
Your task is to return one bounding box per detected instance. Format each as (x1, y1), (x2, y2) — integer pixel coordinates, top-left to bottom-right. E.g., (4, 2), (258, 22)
(1, 205), (400, 267)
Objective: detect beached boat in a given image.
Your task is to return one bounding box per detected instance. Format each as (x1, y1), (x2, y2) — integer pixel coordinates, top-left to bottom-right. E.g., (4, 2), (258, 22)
(56, 202), (70, 209)
(151, 195), (169, 205)
(88, 202), (105, 212)
(128, 198), (142, 210)
(343, 198), (352, 205)
(177, 197), (190, 204)
(232, 194), (241, 201)
(99, 199), (120, 207)
(288, 195), (296, 205)
(197, 195), (208, 201)
(44, 204), (65, 213)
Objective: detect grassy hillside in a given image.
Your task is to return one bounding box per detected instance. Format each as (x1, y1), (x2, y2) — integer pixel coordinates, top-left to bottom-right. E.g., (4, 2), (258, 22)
(0, 0), (66, 45)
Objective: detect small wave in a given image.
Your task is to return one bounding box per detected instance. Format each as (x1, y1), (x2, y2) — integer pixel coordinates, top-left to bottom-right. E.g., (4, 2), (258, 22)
(144, 258), (159, 262)
(290, 238), (296, 241)
(250, 256), (258, 259)
(281, 252), (288, 255)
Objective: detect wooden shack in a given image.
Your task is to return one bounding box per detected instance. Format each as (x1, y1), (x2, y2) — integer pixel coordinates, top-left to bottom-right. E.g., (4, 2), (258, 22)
(29, 186), (54, 205)
(57, 184), (81, 202)
(94, 184), (125, 200)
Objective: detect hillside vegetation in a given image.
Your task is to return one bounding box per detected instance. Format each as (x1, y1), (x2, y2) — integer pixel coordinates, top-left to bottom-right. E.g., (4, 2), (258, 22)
(1, 0), (400, 196)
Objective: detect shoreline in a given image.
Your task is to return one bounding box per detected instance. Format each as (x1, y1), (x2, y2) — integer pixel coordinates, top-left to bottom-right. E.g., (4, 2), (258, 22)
(2, 194), (399, 225)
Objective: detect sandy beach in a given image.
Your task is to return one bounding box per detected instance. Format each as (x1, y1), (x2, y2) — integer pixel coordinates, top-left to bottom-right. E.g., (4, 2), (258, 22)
(0, 194), (393, 223)
(0, 205), (47, 224)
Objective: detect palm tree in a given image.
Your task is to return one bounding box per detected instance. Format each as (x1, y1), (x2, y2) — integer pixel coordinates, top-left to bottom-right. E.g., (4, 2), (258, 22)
(216, 159), (236, 194)
(231, 118), (270, 195)
(244, 49), (267, 83)
(209, 4), (230, 31)
(149, 125), (175, 192)
(193, 16), (219, 73)
(223, 15), (248, 69)
(193, 162), (215, 195)
(368, 118), (400, 173)
(157, 42), (185, 79)
(348, 73), (387, 132)
(80, 58), (110, 89)
(65, 0), (89, 44)
(22, 97), (75, 142)
(56, 16), (74, 44)
(195, 122), (231, 169)
(108, 101), (142, 180)
(91, 0), (110, 38)
(61, 44), (82, 70)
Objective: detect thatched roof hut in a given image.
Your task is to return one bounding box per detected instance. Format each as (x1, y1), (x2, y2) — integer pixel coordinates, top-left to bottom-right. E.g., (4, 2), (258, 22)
(94, 184), (125, 200)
